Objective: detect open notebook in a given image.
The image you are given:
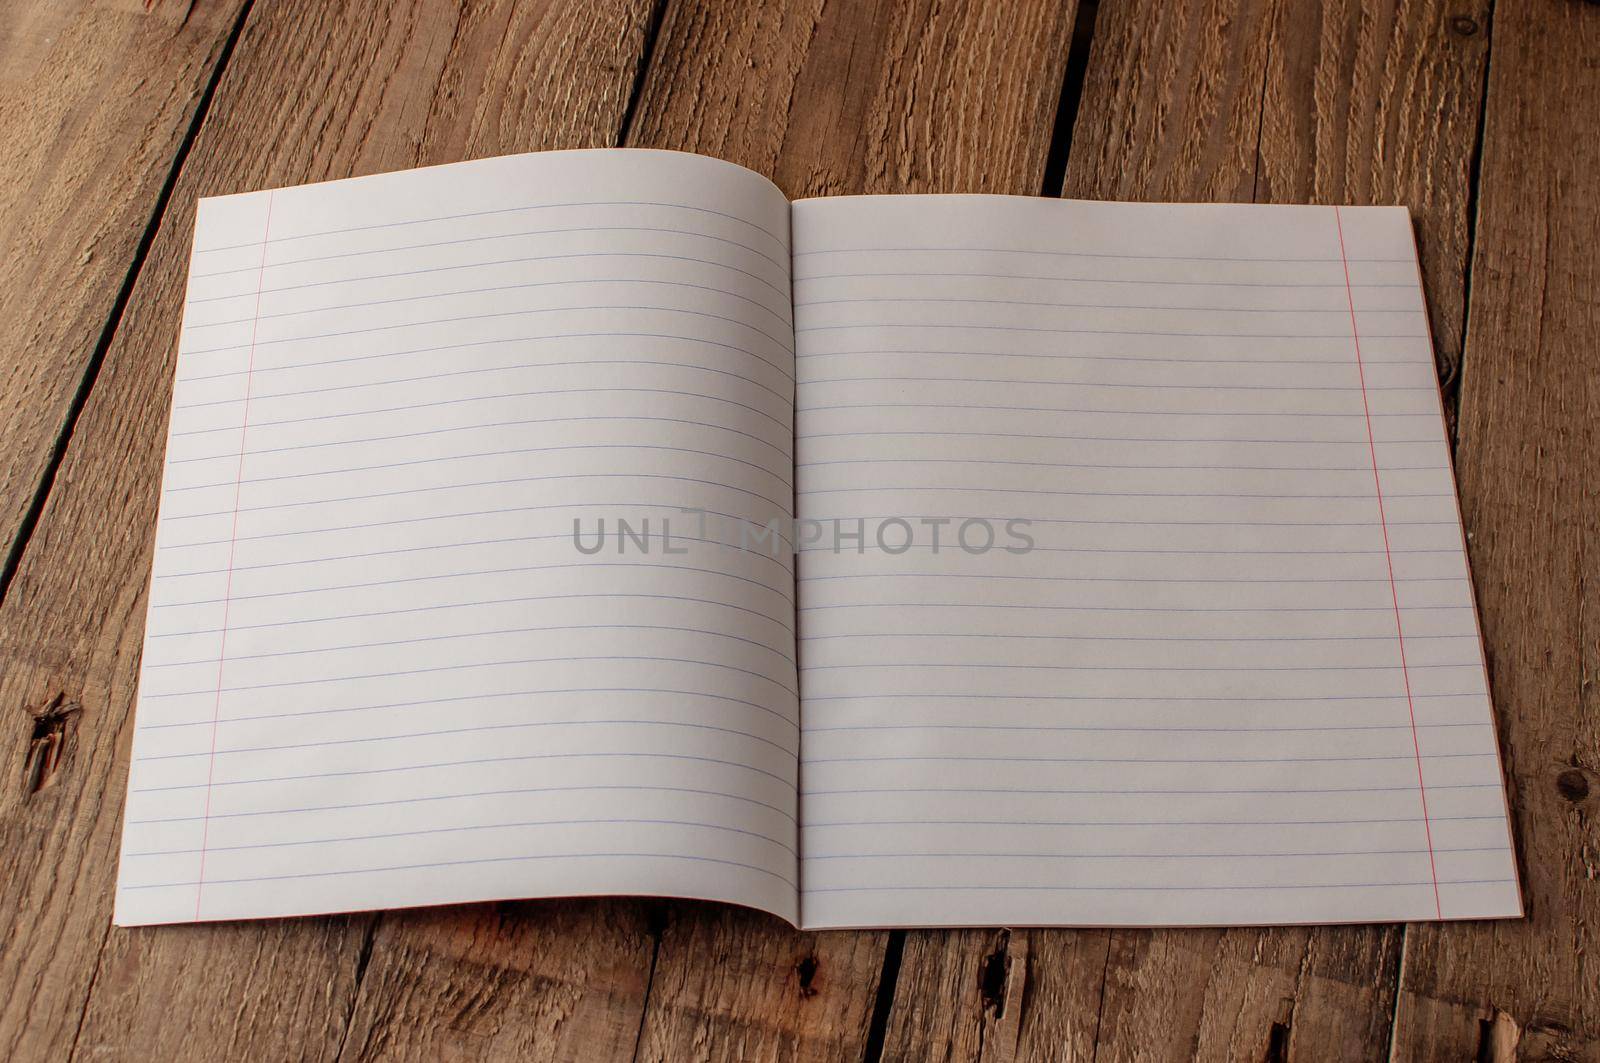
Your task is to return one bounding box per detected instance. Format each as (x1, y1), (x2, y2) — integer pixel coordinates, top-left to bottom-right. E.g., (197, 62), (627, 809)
(116, 149), (1521, 929)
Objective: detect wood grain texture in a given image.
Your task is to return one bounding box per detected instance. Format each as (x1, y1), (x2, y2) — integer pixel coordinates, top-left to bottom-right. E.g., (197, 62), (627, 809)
(0, 0), (247, 572)
(624, 0), (1077, 1057)
(335, 901), (657, 1061)
(884, 928), (1115, 1061)
(1061, 0), (1273, 205)
(883, 1), (1494, 1059)
(0, 1), (658, 1059)
(635, 903), (888, 1063)
(629, 0), (1077, 200)
(1391, 0), (1600, 1058)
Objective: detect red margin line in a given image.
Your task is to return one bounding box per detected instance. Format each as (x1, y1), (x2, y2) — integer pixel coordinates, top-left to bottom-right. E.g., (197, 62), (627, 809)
(1334, 205), (1442, 919)
(193, 190), (275, 921)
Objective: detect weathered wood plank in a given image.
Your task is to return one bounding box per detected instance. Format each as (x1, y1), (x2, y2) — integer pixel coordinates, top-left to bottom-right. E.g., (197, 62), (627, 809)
(1391, 0), (1600, 1057)
(631, 0), (1076, 201)
(885, 928), (1114, 1060)
(0, 0), (248, 572)
(0, 2), (659, 1058)
(334, 901), (657, 1061)
(886, 1), (1495, 1059)
(1060, 0), (1271, 205)
(621, 1), (1077, 1058)
(1254, 0), (1488, 399)
(635, 903), (888, 1063)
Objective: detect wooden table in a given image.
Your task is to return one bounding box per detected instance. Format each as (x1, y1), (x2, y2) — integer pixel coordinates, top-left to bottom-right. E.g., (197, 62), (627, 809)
(1, 1), (1593, 1059)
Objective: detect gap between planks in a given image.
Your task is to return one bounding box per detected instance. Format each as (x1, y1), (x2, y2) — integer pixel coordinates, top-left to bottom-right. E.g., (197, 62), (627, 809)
(0, 1), (259, 610)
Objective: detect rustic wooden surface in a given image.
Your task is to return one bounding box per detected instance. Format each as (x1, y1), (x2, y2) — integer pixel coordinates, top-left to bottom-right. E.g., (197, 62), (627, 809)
(0, 0), (248, 585)
(0, 0), (1592, 1059)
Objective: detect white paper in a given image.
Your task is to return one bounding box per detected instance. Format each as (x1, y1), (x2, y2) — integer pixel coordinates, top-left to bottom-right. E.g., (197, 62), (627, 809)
(790, 195), (1519, 929)
(116, 149), (801, 925)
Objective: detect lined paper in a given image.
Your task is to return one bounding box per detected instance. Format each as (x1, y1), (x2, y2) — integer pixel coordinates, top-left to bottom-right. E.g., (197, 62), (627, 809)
(119, 153), (1520, 933)
(790, 196), (1519, 928)
(115, 150), (801, 925)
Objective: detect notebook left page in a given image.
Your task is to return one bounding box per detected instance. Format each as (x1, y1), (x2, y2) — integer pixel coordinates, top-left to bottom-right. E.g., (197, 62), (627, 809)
(114, 149), (801, 925)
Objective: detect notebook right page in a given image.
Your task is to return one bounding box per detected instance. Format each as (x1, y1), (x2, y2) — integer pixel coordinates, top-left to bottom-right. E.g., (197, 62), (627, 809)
(789, 196), (1520, 929)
